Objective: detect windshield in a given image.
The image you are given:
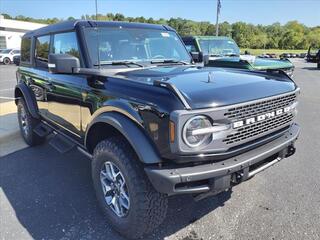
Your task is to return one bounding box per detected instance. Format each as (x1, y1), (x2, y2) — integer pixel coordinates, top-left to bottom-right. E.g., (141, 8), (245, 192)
(0, 49), (12, 54)
(198, 39), (240, 56)
(84, 27), (191, 65)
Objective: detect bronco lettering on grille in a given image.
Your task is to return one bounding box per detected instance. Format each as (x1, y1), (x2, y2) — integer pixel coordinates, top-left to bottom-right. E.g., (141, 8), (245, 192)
(233, 106), (292, 129)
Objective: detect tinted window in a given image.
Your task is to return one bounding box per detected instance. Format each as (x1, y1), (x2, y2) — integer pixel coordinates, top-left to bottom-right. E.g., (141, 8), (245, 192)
(21, 38), (31, 62)
(36, 35), (50, 62)
(12, 50), (20, 54)
(53, 32), (80, 59)
(185, 43), (197, 52)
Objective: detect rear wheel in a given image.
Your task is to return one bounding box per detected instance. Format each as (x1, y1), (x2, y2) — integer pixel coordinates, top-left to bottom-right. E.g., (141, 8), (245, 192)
(3, 57), (11, 65)
(92, 137), (168, 239)
(17, 99), (44, 146)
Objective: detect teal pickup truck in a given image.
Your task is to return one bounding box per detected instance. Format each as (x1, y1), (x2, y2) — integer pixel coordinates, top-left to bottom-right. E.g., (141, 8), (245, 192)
(183, 36), (294, 77)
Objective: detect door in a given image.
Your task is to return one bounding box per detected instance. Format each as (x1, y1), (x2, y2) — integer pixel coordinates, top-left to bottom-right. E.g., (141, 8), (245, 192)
(26, 35), (51, 118)
(46, 31), (84, 137)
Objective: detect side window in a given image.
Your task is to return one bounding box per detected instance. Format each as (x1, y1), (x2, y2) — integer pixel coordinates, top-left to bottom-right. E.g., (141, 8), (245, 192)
(184, 40), (197, 52)
(21, 38), (31, 63)
(185, 44), (197, 52)
(53, 32), (80, 59)
(35, 35), (50, 64)
(12, 50), (20, 54)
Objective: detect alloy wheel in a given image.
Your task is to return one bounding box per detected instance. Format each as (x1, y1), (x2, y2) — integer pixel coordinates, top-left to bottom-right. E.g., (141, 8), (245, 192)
(100, 161), (130, 217)
(19, 105), (29, 137)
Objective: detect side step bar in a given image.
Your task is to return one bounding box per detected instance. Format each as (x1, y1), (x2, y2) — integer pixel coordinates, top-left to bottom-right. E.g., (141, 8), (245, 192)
(33, 123), (53, 138)
(49, 134), (76, 154)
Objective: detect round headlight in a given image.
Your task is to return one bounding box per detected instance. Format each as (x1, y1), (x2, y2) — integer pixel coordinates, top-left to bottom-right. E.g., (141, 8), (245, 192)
(183, 115), (212, 148)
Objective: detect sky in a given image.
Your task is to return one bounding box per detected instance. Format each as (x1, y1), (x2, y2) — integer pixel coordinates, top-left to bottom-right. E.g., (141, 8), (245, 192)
(1, 0), (319, 27)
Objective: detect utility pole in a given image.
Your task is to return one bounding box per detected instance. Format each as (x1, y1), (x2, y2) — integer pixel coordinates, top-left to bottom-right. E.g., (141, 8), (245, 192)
(215, 0), (221, 36)
(95, 0), (98, 20)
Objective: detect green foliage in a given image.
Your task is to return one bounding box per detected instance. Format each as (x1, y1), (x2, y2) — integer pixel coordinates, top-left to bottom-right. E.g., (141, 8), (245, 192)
(2, 12), (319, 50)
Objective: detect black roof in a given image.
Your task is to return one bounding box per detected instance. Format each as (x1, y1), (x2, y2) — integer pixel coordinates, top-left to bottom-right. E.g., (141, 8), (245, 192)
(23, 20), (175, 38)
(181, 36), (196, 41)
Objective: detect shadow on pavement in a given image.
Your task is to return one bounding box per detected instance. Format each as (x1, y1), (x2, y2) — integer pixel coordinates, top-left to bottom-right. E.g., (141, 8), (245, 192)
(0, 143), (231, 240)
(302, 67), (320, 71)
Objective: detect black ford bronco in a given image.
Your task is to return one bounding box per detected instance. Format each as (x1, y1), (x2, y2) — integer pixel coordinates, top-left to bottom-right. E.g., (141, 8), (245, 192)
(16, 20), (300, 239)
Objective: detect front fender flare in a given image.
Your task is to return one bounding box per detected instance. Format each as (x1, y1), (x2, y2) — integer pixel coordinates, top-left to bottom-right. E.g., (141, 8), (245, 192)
(85, 112), (162, 164)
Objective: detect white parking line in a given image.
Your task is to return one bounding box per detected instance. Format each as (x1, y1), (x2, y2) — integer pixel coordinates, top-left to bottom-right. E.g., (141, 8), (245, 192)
(0, 97), (17, 100)
(0, 88), (14, 92)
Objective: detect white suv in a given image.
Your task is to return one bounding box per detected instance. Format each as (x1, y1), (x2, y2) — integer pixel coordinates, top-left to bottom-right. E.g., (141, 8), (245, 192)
(0, 49), (20, 65)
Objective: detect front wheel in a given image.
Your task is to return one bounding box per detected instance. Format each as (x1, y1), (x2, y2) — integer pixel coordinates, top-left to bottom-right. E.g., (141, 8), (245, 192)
(92, 137), (168, 239)
(3, 57), (11, 65)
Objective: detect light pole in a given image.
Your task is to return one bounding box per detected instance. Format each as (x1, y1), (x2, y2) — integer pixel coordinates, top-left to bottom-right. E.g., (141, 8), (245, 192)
(215, 0), (221, 36)
(95, 0), (98, 20)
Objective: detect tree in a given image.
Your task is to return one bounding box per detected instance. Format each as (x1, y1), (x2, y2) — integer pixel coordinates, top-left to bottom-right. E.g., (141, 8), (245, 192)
(2, 12), (319, 50)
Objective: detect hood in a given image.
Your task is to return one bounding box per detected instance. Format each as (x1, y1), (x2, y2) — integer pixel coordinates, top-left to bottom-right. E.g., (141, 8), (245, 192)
(211, 56), (293, 70)
(251, 58), (293, 70)
(115, 66), (297, 109)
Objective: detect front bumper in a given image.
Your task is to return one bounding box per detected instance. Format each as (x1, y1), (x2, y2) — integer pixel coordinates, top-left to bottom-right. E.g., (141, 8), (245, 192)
(145, 123), (300, 196)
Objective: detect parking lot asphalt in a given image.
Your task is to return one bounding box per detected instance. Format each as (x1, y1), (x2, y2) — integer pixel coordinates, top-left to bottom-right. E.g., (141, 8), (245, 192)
(0, 65), (17, 103)
(0, 60), (320, 240)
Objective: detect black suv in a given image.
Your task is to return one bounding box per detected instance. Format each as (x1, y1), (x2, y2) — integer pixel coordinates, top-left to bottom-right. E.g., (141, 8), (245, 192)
(15, 20), (300, 239)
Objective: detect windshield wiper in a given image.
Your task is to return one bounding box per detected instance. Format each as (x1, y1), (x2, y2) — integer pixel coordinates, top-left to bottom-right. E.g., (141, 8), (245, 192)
(150, 59), (189, 65)
(224, 53), (239, 57)
(95, 61), (144, 68)
(209, 54), (222, 57)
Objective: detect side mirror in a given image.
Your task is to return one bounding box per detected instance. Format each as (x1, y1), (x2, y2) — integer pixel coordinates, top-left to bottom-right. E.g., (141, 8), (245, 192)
(190, 51), (203, 63)
(48, 54), (80, 74)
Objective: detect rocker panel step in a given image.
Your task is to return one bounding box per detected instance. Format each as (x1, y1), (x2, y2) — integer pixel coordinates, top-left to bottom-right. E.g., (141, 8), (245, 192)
(33, 123), (53, 138)
(49, 134), (75, 154)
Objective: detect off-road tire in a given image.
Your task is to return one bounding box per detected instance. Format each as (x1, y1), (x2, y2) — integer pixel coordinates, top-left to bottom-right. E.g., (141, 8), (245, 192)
(17, 98), (44, 146)
(92, 137), (168, 239)
(3, 57), (11, 65)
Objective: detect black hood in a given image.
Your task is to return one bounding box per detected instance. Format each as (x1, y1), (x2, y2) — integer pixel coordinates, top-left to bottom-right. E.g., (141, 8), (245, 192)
(115, 66), (297, 109)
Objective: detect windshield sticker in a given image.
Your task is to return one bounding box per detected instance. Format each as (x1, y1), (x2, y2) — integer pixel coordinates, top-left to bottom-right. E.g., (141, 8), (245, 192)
(161, 32), (170, 37)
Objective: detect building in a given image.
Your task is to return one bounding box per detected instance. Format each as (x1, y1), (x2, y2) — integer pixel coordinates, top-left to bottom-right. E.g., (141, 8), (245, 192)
(0, 15), (47, 49)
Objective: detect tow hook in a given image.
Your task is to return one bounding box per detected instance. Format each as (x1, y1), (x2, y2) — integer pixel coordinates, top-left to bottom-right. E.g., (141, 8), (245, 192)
(285, 145), (296, 157)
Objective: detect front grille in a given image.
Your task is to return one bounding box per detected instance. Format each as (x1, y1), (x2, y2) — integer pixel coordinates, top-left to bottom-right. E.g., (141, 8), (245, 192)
(223, 93), (297, 145)
(224, 93), (296, 121)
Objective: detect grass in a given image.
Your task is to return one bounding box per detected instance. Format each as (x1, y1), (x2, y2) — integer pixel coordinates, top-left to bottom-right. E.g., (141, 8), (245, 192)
(240, 49), (307, 56)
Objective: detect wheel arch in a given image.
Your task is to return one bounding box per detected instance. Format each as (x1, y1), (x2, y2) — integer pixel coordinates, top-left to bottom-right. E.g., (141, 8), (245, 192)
(14, 82), (40, 119)
(85, 112), (162, 164)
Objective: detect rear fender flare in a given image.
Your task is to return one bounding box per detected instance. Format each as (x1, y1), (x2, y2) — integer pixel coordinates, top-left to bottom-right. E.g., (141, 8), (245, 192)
(14, 82), (40, 119)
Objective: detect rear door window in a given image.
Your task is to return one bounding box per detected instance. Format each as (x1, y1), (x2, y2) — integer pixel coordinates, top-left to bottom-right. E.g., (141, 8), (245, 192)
(21, 38), (31, 63)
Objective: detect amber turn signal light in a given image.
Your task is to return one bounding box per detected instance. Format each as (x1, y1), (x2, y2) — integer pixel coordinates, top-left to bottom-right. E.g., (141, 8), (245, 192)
(169, 121), (175, 143)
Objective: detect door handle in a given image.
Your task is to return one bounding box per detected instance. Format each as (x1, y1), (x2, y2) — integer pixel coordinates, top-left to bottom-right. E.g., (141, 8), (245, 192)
(44, 82), (55, 91)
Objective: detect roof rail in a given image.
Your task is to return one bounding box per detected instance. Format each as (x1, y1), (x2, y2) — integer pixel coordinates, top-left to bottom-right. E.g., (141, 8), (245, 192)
(153, 80), (191, 110)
